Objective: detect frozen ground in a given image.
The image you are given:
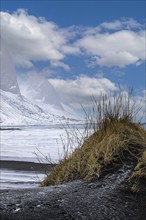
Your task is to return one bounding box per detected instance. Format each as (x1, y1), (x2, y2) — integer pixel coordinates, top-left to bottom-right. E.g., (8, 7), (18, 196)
(1, 125), (84, 162)
(0, 169), (45, 189)
(0, 125), (85, 189)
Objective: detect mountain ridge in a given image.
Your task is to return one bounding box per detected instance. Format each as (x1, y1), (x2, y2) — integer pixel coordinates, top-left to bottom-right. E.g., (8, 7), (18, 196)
(0, 89), (80, 126)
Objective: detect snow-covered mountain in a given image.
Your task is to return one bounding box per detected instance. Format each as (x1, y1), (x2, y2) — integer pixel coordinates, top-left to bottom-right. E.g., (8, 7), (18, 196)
(0, 89), (53, 125)
(0, 38), (80, 126)
(0, 36), (20, 95)
(20, 73), (64, 110)
(0, 89), (78, 125)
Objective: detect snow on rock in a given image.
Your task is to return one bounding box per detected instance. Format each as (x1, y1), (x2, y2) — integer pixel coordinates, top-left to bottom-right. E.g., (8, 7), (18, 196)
(19, 74), (81, 122)
(0, 37), (20, 95)
(20, 73), (63, 110)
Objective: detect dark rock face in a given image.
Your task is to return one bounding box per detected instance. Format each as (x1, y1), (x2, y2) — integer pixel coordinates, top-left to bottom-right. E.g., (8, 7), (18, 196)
(0, 167), (146, 220)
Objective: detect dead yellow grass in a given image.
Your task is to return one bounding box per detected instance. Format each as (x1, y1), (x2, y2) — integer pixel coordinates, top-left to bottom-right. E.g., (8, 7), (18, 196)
(41, 119), (146, 187)
(41, 91), (146, 191)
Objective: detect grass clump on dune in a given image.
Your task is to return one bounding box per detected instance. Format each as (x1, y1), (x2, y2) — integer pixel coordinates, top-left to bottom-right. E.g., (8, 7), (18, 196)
(41, 91), (146, 192)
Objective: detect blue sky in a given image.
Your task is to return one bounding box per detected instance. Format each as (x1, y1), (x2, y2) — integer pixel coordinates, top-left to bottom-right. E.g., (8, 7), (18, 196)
(1, 0), (146, 110)
(1, 1), (145, 24)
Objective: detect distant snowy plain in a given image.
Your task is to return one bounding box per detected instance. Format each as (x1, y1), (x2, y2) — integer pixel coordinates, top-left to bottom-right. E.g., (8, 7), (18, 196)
(1, 125), (70, 162)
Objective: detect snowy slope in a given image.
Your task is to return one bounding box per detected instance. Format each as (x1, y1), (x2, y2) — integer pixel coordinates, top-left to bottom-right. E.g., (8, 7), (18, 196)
(20, 73), (64, 110)
(18, 74), (81, 122)
(0, 90), (54, 125)
(0, 90), (80, 126)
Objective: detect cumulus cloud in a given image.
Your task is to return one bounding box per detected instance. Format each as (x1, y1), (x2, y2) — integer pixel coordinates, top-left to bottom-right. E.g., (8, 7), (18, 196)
(47, 76), (145, 123)
(50, 61), (71, 71)
(1, 9), (145, 70)
(76, 30), (145, 67)
(84, 18), (143, 35)
(48, 75), (117, 107)
(100, 18), (143, 30)
(0, 9), (77, 69)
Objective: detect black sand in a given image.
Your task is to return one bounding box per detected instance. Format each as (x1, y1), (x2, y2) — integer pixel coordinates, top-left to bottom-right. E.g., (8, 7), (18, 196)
(0, 163), (146, 220)
(0, 160), (55, 172)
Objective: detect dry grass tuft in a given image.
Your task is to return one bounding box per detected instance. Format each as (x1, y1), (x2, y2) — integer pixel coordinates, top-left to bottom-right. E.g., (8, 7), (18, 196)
(129, 150), (146, 192)
(41, 91), (146, 192)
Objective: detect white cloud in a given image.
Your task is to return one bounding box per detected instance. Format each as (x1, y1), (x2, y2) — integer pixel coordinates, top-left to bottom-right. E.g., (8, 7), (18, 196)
(76, 30), (145, 67)
(50, 61), (71, 71)
(1, 9), (145, 69)
(48, 76), (145, 123)
(0, 9), (76, 69)
(100, 20), (122, 30)
(100, 18), (142, 30)
(49, 75), (117, 107)
(96, 51), (139, 67)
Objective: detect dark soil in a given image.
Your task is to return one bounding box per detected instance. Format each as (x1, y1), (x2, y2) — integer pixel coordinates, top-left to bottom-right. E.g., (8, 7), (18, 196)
(0, 127), (21, 130)
(0, 160), (55, 172)
(0, 166), (146, 220)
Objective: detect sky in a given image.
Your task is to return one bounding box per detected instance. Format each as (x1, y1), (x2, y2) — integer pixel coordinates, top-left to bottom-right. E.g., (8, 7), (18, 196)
(0, 0), (146, 114)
